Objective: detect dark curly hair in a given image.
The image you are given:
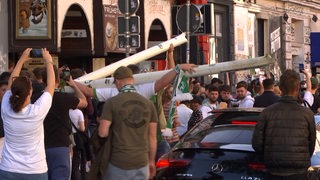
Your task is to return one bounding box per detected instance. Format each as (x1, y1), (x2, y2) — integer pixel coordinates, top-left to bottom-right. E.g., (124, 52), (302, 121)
(236, 81), (248, 89)
(9, 76), (32, 112)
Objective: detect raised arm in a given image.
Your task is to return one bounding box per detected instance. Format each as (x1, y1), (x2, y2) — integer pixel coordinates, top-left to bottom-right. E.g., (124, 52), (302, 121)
(74, 81), (94, 98)
(303, 69), (313, 106)
(8, 48), (32, 89)
(165, 44), (175, 70)
(304, 69), (312, 93)
(68, 78), (88, 109)
(42, 48), (55, 96)
(154, 64), (197, 93)
(258, 76), (265, 96)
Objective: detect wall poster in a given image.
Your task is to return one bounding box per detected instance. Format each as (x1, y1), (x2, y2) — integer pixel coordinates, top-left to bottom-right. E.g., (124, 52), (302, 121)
(16, 0), (51, 39)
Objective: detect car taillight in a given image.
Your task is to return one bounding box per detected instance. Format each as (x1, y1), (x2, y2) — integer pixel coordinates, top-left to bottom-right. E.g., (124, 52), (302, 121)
(170, 159), (191, 167)
(156, 159), (170, 168)
(231, 121), (257, 125)
(156, 159), (191, 169)
(248, 162), (267, 171)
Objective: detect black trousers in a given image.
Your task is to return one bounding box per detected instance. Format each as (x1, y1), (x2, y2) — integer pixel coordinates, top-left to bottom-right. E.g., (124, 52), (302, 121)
(71, 148), (87, 180)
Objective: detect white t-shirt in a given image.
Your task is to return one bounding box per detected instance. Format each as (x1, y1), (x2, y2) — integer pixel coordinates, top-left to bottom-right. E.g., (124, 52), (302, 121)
(303, 90), (314, 107)
(94, 82), (155, 101)
(0, 90), (52, 174)
(69, 109), (85, 133)
(176, 104), (193, 136)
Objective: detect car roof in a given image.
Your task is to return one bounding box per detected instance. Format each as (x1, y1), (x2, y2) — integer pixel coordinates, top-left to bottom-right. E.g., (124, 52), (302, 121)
(210, 107), (264, 114)
(175, 124), (256, 152)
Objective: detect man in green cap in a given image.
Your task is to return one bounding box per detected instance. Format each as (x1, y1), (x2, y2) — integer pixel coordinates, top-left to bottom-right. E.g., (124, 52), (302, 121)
(98, 66), (158, 180)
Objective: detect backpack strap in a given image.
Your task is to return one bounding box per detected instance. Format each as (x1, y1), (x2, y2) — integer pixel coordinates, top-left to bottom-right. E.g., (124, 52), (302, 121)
(71, 121), (81, 133)
(303, 100), (312, 108)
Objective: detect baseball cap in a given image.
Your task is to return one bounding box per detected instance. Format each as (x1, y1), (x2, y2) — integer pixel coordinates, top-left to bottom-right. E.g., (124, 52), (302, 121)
(311, 77), (319, 86)
(113, 66), (133, 83)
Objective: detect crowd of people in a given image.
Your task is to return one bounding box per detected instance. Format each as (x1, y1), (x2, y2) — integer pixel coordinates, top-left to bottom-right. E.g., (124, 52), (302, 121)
(0, 46), (319, 180)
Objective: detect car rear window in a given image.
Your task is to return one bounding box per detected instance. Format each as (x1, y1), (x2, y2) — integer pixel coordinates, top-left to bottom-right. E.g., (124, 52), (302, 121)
(201, 125), (254, 144)
(185, 111), (260, 140)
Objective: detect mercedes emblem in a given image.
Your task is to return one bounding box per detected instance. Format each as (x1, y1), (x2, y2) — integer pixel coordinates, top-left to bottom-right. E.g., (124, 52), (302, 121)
(211, 163), (223, 174)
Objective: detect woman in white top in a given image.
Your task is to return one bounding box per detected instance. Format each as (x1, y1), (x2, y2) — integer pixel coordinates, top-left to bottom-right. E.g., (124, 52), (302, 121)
(0, 48), (55, 180)
(69, 109), (85, 133)
(69, 109), (86, 179)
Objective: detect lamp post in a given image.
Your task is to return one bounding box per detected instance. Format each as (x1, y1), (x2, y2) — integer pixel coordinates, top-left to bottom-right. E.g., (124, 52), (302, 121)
(186, 0), (190, 64)
(125, 0), (130, 57)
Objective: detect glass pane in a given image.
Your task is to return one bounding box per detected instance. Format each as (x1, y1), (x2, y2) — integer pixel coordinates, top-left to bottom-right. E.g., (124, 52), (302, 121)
(215, 14), (222, 37)
(201, 126), (254, 144)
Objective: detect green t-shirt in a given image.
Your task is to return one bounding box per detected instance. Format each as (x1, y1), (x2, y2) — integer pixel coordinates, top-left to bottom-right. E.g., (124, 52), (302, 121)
(101, 92), (158, 169)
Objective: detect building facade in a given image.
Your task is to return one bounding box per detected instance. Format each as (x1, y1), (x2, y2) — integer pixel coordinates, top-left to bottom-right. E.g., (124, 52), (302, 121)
(231, 0), (320, 81)
(1, 0), (320, 84)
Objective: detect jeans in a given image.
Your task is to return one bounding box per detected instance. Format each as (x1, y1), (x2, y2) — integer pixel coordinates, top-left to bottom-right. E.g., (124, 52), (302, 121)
(46, 147), (71, 180)
(0, 169), (48, 180)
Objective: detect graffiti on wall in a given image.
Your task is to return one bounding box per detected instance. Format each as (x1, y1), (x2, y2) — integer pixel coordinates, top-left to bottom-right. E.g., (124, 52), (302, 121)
(145, 0), (169, 16)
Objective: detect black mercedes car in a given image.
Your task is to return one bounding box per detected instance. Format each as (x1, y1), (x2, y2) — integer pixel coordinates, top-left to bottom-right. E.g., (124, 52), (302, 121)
(156, 108), (320, 179)
(156, 108), (267, 180)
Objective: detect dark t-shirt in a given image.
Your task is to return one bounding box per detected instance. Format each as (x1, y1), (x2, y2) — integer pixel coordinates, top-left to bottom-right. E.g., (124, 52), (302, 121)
(0, 102), (4, 137)
(44, 92), (79, 148)
(311, 94), (320, 113)
(101, 92), (158, 169)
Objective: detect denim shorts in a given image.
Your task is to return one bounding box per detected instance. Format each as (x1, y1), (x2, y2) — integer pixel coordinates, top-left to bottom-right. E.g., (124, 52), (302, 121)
(0, 169), (48, 180)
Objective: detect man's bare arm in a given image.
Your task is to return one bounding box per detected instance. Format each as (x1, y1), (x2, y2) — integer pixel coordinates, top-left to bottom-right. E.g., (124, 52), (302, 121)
(74, 81), (94, 98)
(165, 44), (175, 70)
(68, 79), (88, 109)
(98, 119), (112, 138)
(154, 64), (197, 93)
(148, 122), (158, 179)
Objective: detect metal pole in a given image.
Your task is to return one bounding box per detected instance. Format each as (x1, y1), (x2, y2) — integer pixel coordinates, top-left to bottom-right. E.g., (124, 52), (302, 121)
(125, 0), (130, 57)
(186, 0), (190, 64)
